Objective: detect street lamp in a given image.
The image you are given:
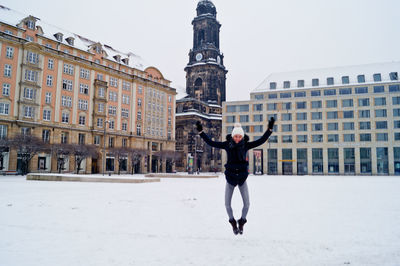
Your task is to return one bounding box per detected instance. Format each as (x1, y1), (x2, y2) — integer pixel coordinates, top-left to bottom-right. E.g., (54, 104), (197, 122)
(102, 120), (110, 176)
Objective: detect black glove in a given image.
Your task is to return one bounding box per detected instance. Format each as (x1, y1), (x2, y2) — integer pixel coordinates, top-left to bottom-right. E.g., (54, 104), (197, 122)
(195, 121), (203, 133)
(268, 117), (275, 130)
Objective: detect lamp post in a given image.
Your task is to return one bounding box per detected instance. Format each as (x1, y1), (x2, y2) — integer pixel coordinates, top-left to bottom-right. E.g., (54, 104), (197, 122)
(102, 120), (110, 176)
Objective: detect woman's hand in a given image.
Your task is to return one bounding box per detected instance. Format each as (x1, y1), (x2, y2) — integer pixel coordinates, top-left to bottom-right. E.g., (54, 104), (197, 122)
(268, 117), (275, 131)
(195, 121), (203, 133)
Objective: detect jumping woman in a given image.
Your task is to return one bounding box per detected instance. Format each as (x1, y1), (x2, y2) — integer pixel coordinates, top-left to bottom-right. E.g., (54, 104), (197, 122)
(196, 117), (275, 235)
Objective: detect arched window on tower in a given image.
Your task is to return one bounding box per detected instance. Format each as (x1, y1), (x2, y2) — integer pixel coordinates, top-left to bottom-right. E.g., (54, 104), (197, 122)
(198, 30), (205, 46)
(195, 78), (203, 87)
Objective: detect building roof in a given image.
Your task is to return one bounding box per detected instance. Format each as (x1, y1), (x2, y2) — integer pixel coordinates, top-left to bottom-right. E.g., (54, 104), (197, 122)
(0, 5), (148, 71)
(253, 61), (400, 93)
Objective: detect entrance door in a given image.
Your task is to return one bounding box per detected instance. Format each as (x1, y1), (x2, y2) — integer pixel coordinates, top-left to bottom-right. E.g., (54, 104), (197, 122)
(152, 157), (158, 173)
(282, 162), (293, 175)
(92, 158), (98, 174)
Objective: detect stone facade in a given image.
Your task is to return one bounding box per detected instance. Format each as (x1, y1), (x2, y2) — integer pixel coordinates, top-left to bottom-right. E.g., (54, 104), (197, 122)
(0, 7), (176, 174)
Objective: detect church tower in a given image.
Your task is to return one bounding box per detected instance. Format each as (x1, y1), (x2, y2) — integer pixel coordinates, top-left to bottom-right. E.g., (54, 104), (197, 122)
(185, 0), (227, 106)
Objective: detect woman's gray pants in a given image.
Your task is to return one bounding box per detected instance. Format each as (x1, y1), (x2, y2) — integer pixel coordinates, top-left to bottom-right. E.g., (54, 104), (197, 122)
(225, 181), (250, 220)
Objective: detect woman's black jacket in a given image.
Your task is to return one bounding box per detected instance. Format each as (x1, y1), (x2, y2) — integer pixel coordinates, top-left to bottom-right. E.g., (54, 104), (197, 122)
(199, 129), (272, 186)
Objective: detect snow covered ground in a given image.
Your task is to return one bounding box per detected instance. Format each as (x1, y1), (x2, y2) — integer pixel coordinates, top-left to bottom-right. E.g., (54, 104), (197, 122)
(1, 174), (400, 266)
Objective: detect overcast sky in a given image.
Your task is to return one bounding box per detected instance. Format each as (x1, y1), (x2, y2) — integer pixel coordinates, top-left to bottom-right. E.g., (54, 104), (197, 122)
(2, 0), (400, 101)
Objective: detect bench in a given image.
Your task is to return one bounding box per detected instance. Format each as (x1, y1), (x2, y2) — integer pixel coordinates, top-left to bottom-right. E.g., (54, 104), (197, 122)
(0, 170), (19, 176)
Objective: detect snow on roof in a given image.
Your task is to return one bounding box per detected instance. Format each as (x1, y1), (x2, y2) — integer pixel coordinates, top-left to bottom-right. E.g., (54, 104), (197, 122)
(176, 111), (222, 121)
(253, 61), (400, 93)
(0, 5), (148, 71)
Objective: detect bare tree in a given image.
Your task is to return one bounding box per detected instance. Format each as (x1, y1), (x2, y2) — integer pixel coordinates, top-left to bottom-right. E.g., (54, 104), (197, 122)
(109, 147), (130, 175)
(51, 143), (73, 173)
(70, 144), (98, 174)
(157, 150), (182, 173)
(127, 148), (147, 174)
(10, 134), (49, 175)
(0, 137), (10, 170)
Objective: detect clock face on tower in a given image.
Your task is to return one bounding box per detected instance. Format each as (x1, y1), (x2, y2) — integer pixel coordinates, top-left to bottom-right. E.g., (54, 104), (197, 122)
(196, 53), (203, 61)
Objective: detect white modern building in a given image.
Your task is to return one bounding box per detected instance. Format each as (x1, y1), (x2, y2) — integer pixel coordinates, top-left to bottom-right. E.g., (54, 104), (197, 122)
(223, 62), (400, 175)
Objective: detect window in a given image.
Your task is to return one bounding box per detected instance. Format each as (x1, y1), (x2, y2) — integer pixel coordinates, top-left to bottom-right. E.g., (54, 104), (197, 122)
(93, 135), (100, 145)
(327, 111), (338, 119)
(294, 91), (306, 98)
(253, 104), (263, 111)
(343, 134), (355, 142)
(42, 130), (50, 143)
(108, 106), (117, 115)
(268, 136), (278, 143)
(360, 133), (371, 142)
(395, 133), (400, 141)
(98, 103), (104, 113)
(46, 75), (53, 87)
(122, 138), (128, 147)
(268, 93), (277, 99)
(97, 118), (103, 128)
(78, 134), (85, 145)
(61, 112), (69, 123)
(343, 122), (354, 130)
(98, 87), (105, 97)
(226, 116), (235, 123)
(109, 120), (115, 130)
(122, 94), (130, 105)
(60, 132), (68, 144)
(326, 100), (337, 108)
(375, 109), (387, 118)
(282, 102), (291, 110)
(43, 110), (51, 121)
(282, 135), (292, 143)
(297, 135), (307, 143)
(374, 97), (386, 106)
(342, 99), (353, 107)
(121, 108), (129, 118)
(374, 86), (385, 93)
(108, 137), (114, 148)
(311, 90), (321, 97)
(109, 91), (118, 102)
(389, 85), (400, 92)
(79, 84), (89, 95)
(283, 81), (290, 88)
(343, 110), (354, 118)
(4, 64), (12, 77)
(296, 112), (307, 120)
(327, 77), (334, 85)
(297, 124), (307, 131)
(390, 72), (398, 81)
(376, 121), (387, 129)
(282, 124), (292, 132)
(358, 98), (370, 107)
(357, 75), (365, 83)
(62, 79), (73, 91)
(280, 92), (291, 98)
(296, 102), (306, 109)
(122, 81), (131, 91)
(358, 110), (370, 118)
(254, 125), (263, 133)
(359, 121), (370, 130)
(376, 133), (388, 141)
(24, 106), (35, 118)
(63, 64), (74, 75)
(109, 77), (118, 87)
(239, 115), (249, 123)
(239, 105), (249, 112)
(61, 96), (72, 107)
(393, 96), (400, 105)
(324, 89), (336, 96)
(253, 114), (263, 122)
(342, 76), (349, 84)
(394, 109), (400, 117)
(328, 134), (339, 142)
(312, 112), (322, 120)
(6, 47), (14, 58)
(311, 101), (322, 108)
(312, 123), (323, 131)
(373, 73), (381, 82)
(297, 80), (305, 87)
(27, 52), (39, 64)
(2, 83), (10, 96)
(312, 135), (323, 143)
(267, 103), (277, 111)
(339, 88), (352, 95)
(355, 87), (368, 94)
(267, 114), (278, 121)
(0, 103), (10, 115)
(327, 123), (338, 131)
(137, 125), (141, 136)
(312, 79), (319, 86)
(282, 113), (292, 121)
(48, 59), (54, 70)
(80, 68), (90, 79)
(23, 87), (35, 100)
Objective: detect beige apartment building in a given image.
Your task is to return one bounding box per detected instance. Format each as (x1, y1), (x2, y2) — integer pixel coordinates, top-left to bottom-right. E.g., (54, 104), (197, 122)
(223, 62), (400, 175)
(0, 6), (176, 174)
